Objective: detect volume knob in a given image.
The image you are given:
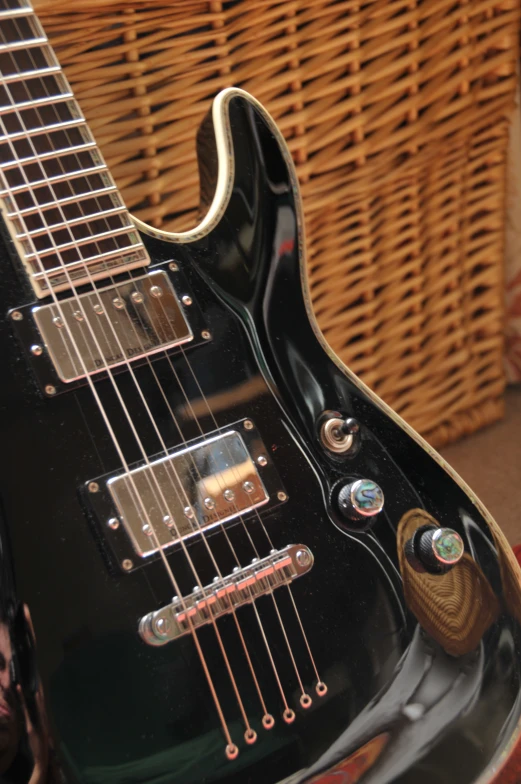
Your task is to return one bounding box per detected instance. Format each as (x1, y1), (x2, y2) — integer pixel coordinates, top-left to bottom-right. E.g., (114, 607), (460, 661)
(404, 525), (464, 575)
(337, 479), (384, 522)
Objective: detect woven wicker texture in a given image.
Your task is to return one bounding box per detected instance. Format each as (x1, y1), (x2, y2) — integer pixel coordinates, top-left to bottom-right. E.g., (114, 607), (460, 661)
(33, 0), (521, 446)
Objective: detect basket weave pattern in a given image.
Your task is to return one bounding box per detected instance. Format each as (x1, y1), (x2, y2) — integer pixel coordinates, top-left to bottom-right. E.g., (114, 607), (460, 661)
(34, 0), (521, 446)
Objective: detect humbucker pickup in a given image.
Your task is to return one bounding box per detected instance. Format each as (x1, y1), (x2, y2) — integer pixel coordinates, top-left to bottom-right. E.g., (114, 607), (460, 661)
(31, 269), (192, 382)
(84, 419), (288, 570)
(139, 544), (313, 646)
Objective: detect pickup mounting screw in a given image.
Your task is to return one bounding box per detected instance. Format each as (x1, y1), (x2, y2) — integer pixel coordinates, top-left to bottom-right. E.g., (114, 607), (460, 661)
(201, 330), (211, 340)
(182, 295), (192, 306)
(257, 455), (267, 466)
(108, 517), (119, 530)
(277, 491), (288, 502)
(122, 559), (133, 571)
(88, 481), (99, 493)
(169, 262), (179, 272)
(11, 310), (23, 321)
(45, 385), (57, 396)
(244, 420), (254, 430)
(31, 344), (43, 356)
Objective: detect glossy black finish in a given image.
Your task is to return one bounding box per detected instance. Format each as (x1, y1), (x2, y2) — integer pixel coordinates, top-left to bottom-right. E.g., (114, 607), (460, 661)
(0, 93), (520, 784)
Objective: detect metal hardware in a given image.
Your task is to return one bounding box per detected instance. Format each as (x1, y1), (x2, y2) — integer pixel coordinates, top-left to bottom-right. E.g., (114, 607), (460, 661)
(139, 544), (313, 646)
(405, 525), (464, 575)
(320, 415), (359, 454)
(112, 297), (125, 310)
(31, 344), (43, 356)
(169, 262), (179, 272)
(108, 517), (119, 530)
(53, 316), (64, 328)
(337, 479), (384, 522)
(277, 491), (288, 502)
(296, 548), (311, 567)
(45, 385), (56, 396)
(316, 682), (328, 697)
(283, 709), (296, 724)
(150, 285), (162, 298)
(107, 429), (269, 557)
(262, 715), (275, 730)
(122, 559), (133, 571)
(88, 482), (100, 494)
(32, 270), (193, 382)
(182, 295), (192, 306)
(201, 330), (211, 340)
(11, 310), (23, 321)
(244, 420), (254, 430)
(257, 455), (267, 466)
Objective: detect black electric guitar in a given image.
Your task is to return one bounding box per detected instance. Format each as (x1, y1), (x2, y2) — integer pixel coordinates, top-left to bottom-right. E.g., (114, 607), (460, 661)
(1, 3), (520, 783)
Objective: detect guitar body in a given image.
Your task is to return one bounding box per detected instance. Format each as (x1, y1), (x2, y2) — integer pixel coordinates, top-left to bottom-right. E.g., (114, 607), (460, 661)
(0, 89), (520, 784)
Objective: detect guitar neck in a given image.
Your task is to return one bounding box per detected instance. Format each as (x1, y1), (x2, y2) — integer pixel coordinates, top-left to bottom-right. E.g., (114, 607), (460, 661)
(0, 0), (150, 299)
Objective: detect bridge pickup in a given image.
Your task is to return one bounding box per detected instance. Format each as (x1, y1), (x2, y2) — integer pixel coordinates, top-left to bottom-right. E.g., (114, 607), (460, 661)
(139, 544), (313, 646)
(85, 419), (287, 566)
(31, 269), (193, 382)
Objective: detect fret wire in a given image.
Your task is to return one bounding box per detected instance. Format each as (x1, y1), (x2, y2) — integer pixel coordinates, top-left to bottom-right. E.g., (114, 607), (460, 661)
(0, 140), (97, 170)
(7, 185), (119, 216)
(0, 91), (74, 115)
(3, 163), (109, 194)
(0, 37), (46, 52)
(0, 9), (33, 19)
(15, 205), (129, 237)
(24, 223), (137, 259)
(2, 65), (61, 84)
(0, 117), (86, 142)
(33, 245), (148, 280)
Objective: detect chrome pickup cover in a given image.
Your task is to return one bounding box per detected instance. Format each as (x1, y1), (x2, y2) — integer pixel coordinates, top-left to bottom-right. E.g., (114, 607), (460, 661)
(107, 428), (270, 557)
(139, 544), (313, 646)
(32, 270), (192, 382)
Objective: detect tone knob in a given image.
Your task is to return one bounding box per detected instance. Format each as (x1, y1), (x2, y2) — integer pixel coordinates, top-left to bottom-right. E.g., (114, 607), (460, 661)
(405, 525), (464, 575)
(337, 479), (384, 522)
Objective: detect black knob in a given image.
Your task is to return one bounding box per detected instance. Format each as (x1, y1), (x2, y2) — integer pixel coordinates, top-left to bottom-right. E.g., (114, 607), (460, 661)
(405, 525), (464, 575)
(337, 479), (384, 522)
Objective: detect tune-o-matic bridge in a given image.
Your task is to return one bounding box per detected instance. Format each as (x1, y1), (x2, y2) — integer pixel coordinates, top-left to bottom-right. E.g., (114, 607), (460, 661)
(139, 544), (313, 646)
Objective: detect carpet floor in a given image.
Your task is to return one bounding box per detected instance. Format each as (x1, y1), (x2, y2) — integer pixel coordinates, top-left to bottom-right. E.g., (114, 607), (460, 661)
(440, 386), (521, 545)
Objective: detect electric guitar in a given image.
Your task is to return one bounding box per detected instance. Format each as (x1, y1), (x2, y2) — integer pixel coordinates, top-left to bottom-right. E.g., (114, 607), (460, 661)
(0, 2), (520, 783)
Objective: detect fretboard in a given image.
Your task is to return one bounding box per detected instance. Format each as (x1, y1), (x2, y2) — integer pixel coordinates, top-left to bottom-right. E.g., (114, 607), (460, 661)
(0, 0), (150, 298)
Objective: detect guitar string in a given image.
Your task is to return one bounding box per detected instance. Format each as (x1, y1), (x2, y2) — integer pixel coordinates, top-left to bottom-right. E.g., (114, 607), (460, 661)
(0, 20), (242, 759)
(177, 342), (326, 700)
(123, 294), (298, 723)
(0, 60), (257, 765)
(4, 6), (321, 730)
(15, 10), (307, 720)
(134, 292), (312, 714)
(6, 22), (277, 740)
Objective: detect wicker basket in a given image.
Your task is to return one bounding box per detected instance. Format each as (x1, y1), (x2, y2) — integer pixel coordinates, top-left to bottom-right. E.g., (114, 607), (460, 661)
(34, 0), (520, 446)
